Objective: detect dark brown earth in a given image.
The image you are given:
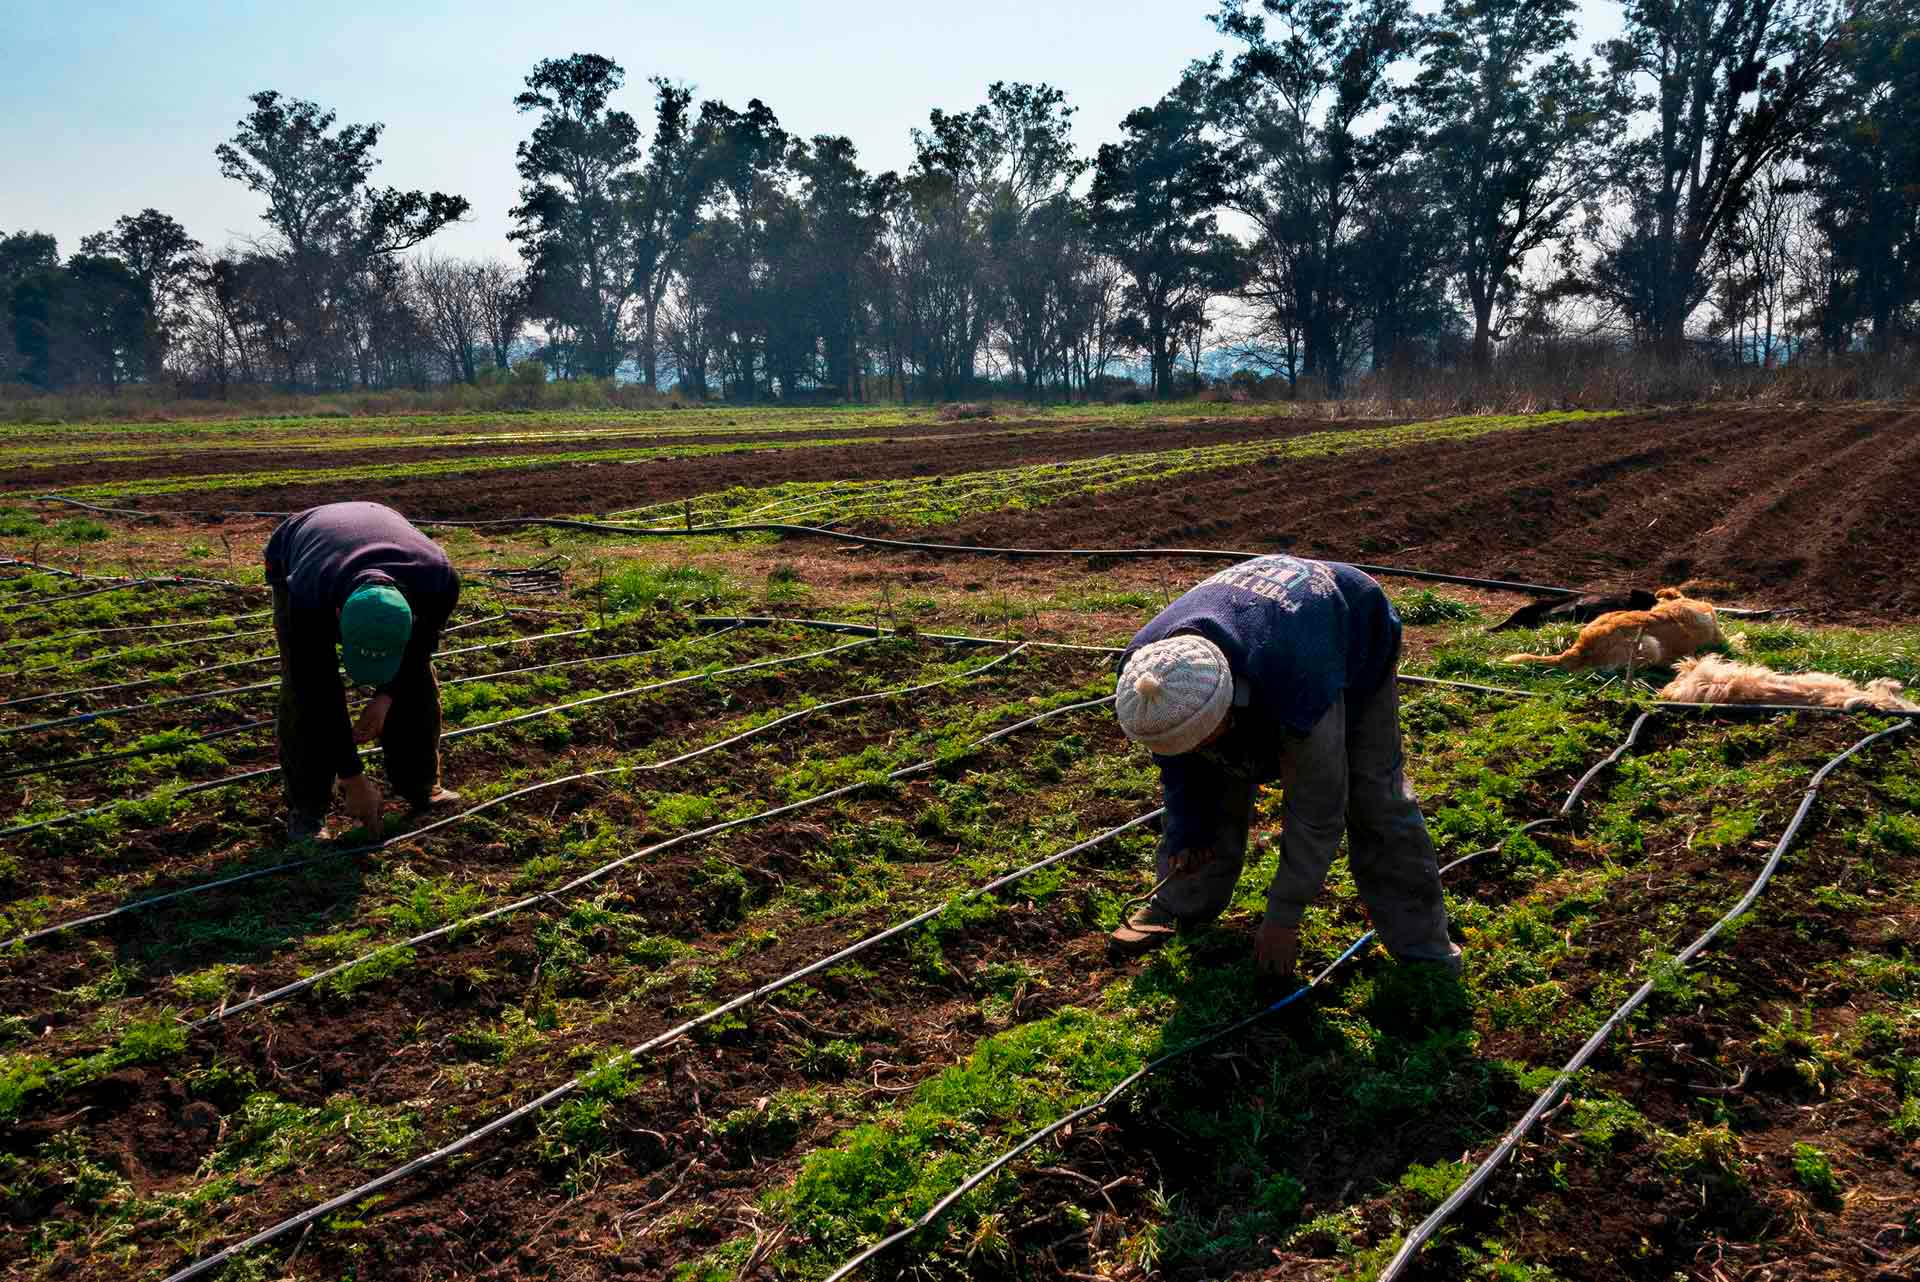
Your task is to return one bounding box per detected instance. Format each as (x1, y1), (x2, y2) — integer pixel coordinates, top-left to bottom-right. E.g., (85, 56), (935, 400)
(899, 405), (1920, 621)
(8, 414), (1366, 513)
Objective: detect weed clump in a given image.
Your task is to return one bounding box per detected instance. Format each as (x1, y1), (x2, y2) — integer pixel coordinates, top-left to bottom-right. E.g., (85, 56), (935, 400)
(1393, 588), (1480, 625)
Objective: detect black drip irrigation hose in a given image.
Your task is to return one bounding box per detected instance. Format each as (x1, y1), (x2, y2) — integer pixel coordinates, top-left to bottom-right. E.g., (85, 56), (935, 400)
(0, 631), (856, 841)
(24, 496), (1790, 618)
(4, 638), (1016, 952)
(184, 645), (1035, 1025)
(158, 702), (1151, 1282)
(693, 616), (1899, 719)
(0, 620), (591, 737)
(1374, 715), (1916, 1282)
(418, 515), (1587, 599)
(820, 710), (1657, 1281)
(6, 625), (278, 676)
(0, 617), (573, 717)
(0, 633), (733, 784)
(0, 576), (259, 612)
(0, 609), (275, 652)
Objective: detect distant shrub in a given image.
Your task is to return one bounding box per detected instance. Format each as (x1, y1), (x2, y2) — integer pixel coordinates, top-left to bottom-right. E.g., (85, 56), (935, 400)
(937, 401), (994, 421)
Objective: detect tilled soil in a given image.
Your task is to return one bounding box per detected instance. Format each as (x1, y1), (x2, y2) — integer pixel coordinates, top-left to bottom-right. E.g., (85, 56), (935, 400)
(903, 405), (1920, 621)
(11, 415), (1365, 515)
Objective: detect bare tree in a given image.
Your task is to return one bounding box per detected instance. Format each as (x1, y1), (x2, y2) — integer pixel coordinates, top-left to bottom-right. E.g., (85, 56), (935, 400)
(472, 260), (526, 370)
(411, 253), (485, 383)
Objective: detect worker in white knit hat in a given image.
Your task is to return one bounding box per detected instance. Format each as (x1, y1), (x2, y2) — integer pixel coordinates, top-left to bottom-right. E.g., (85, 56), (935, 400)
(1110, 555), (1459, 980)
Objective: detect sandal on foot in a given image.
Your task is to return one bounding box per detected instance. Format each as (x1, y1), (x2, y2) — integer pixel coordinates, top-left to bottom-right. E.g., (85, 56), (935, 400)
(1109, 904), (1179, 957)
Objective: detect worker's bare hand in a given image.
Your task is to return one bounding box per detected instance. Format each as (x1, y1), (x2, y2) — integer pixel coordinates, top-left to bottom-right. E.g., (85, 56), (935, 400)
(1167, 847), (1213, 877)
(1253, 919), (1299, 978)
(341, 774), (384, 839)
(353, 693), (393, 744)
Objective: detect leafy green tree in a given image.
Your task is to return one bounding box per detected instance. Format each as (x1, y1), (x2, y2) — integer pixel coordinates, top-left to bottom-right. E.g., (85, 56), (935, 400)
(691, 97), (794, 398)
(1, 231), (59, 382)
(216, 90), (467, 387)
(1597, 0), (1850, 354)
(1212, 0), (1418, 391)
(793, 135), (899, 398)
(1408, 0), (1623, 369)
(629, 78), (710, 389)
(10, 254), (145, 388)
(1090, 66), (1241, 399)
(79, 209), (201, 379)
(510, 54), (642, 379)
(1803, 1), (1919, 352)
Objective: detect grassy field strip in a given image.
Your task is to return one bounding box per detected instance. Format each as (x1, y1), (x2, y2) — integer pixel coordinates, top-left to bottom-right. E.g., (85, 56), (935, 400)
(7, 418), (1229, 501)
(612, 410), (1626, 532)
(0, 416), (1159, 469)
(0, 399), (1296, 446)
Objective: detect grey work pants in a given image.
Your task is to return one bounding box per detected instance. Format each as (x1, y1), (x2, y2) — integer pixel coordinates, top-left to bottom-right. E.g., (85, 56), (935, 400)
(1151, 674), (1459, 970)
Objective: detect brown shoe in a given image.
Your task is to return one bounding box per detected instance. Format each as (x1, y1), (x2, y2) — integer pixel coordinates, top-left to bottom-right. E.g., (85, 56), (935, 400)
(1109, 903), (1180, 957)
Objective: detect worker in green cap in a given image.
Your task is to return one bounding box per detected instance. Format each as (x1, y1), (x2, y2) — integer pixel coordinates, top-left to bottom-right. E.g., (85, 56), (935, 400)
(264, 501), (462, 840)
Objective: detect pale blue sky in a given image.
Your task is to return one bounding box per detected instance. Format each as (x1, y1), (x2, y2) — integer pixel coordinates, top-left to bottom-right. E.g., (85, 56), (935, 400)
(5, 1), (1624, 261)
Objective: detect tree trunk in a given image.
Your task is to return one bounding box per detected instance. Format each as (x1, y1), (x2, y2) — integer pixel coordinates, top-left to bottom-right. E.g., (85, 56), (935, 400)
(1470, 293), (1494, 373)
(642, 291), (662, 389)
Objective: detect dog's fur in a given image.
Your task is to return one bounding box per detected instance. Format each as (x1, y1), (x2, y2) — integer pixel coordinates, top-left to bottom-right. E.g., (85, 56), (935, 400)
(1503, 588), (1724, 671)
(1659, 654), (1920, 712)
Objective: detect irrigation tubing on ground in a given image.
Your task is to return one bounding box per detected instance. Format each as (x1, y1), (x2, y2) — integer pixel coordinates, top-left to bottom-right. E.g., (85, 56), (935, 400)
(820, 710), (1659, 1281)
(0, 576), (256, 613)
(0, 618), (574, 716)
(1373, 715), (1917, 1282)
(4, 638), (1016, 951)
(7, 625), (278, 676)
(695, 614), (1561, 699)
(25, 497), (1793, 616)
(0, 619), (591, 737)
(417, 515), (1587, 599)
(0, 631), (859, 841)
(159, 727), (1156, 1282)
(183, 644), (1039, 1025)
(0, 609), (274, 652)
(693, 617), (1897, 717)
(0, 634), (730, 783)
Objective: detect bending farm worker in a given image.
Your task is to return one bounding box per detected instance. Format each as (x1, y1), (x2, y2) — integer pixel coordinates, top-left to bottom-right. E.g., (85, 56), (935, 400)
(264, 501), (462, 841)
(1110, 555), (1460, 980)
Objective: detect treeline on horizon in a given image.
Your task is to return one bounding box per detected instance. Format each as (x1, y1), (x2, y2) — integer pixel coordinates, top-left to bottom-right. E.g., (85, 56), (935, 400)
(3, 0), (1915, 406)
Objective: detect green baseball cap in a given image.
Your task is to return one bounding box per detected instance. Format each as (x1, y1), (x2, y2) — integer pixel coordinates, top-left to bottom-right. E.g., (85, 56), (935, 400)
(340, 584), (412, 688)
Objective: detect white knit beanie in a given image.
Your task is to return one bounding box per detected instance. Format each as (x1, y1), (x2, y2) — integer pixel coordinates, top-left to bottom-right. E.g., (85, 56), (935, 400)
(1115, 635), (1233, 755)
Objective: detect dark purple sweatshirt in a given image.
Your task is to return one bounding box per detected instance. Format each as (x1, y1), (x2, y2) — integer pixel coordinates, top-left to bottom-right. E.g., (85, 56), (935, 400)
(264, 503), (458, 778)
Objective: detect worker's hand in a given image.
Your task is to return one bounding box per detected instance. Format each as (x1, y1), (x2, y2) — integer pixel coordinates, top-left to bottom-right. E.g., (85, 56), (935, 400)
(353, 693), (393, 744)
(1168, 847), (1213, 877)
(341, 774), (384, 839)
(1253, 919), (1299, 979)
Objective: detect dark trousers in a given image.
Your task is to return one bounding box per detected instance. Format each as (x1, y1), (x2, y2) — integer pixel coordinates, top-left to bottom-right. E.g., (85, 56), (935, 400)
(272, 586), (446, 819)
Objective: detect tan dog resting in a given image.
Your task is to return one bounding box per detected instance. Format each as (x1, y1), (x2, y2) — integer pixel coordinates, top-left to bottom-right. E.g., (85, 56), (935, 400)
(1503, 588), (1723, 671)
(1660, 654), (1920, 713)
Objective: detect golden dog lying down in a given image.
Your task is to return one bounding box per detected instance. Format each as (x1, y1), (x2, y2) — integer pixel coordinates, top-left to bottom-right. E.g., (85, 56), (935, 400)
(1659, 654), (1920, 713)
(1503, 589), (1723, 671)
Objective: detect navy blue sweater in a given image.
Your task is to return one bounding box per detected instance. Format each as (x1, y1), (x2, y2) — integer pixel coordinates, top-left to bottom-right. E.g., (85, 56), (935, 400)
(1122, 556), (1401, 853)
